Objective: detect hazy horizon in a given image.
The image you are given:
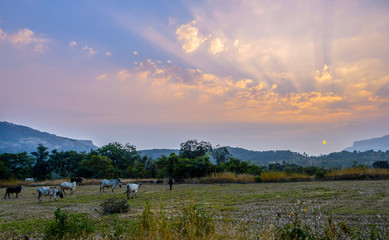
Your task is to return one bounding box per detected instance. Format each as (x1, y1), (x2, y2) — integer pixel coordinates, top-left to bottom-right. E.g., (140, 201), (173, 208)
(1, 1), (388, 155)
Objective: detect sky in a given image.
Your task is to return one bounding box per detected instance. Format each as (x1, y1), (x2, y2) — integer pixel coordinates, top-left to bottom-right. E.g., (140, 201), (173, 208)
(1, 0), (388, 156)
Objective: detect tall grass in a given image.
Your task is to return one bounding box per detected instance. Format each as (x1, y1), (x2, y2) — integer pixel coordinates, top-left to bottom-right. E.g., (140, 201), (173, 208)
(195, 172), (256, 183)
(325, 168), (389, 180)
(38, 198), (388, 240)
(260, 172), (313, 182)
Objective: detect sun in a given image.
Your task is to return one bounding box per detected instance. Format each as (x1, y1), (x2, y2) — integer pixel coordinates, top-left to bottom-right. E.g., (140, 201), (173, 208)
(322, 140), (327, 144)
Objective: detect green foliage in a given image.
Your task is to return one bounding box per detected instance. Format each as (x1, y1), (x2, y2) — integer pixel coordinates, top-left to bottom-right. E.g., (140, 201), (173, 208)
(179, 139), (212, 159)
(32, 144), (51, 180)
(0, 152), (35, 179)
(98, 142), (141, 177)
(372, 160), (389, 169)
(100, 196), (130, 214)
(44, 208), (95, 239)
(79, 154), (115, 178)
(212, 145), (231, 165)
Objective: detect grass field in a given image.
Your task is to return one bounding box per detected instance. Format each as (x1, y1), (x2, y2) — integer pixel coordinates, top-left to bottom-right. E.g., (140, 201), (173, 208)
(1, 180), (388, 239)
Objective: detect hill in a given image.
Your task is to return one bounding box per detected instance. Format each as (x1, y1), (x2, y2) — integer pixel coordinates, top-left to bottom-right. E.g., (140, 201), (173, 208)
(0, 121), (98, 153)
(140, 146), (307, 165)
(344, 135), (389, 152)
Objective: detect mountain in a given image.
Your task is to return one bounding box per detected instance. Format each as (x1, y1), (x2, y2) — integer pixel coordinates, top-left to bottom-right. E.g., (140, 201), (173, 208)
(344, 135), (389, 152)
(0, 121), (98, 153)
(140, 149), (179, 159)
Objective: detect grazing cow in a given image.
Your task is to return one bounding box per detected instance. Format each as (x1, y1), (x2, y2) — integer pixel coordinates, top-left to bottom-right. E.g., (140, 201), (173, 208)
(24, 178), (37, 182)
(156, 179), (164, 184)
(4, 185), (24, 199)
(126, 182), (141, 199)
(70, 177), (84, 186)
(37, 187), (64, 202)
(60, 182), (77, 195)
(100, 178), (122, 193)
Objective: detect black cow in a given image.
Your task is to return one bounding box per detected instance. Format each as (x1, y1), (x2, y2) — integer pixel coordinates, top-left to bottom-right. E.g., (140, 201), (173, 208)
(4, 185), (24, 199)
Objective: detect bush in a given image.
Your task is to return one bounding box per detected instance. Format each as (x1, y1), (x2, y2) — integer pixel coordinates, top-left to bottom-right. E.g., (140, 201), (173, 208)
(101, 196), (130, 214)
(44, 208), (95, 239)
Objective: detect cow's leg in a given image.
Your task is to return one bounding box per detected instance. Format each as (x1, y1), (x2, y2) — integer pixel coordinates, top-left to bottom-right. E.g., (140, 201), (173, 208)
(16, 193), (18, 199)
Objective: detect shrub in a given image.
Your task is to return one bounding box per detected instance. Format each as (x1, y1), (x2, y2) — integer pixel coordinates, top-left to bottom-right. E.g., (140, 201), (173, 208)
(101, 196), (130, 214)
(44, 208), (95, 239)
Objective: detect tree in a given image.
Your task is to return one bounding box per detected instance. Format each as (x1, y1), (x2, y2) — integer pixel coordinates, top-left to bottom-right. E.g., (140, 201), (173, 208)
(155, 153), (179, 178)
(212, 146), (231, 165)
(98, 142), (141, 177)
(79, 154), (115, 178)
(179, 140), (212, 159)
(372, 161), (389, 169)
(32, 144), (51, 180)
(0, 152), (34, 179)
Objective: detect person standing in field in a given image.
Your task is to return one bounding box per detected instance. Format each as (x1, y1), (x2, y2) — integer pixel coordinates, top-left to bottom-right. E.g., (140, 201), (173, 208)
(168, 177), (173, 190)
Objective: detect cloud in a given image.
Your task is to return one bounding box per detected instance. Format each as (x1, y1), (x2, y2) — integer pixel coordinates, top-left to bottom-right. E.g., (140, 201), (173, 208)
(82, 45), (96, 54)
(105, 51), (112, 56)
(209, 38), (225, 55)
(176, 21), (207, 53)
(133, 51), (138, 55)
(96, 74), (107, 80)
(0, 28), (7, 39)
(69, 41), (77, 47)
(1, 27), (49, 52)
(105, 59), (382, 125)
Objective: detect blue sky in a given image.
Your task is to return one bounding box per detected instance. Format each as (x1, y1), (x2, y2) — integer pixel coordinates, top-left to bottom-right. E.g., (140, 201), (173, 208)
(1, 1), (389, 155)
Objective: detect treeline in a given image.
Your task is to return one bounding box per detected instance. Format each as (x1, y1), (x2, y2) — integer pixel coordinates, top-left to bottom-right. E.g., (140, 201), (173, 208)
(1, 140), (389, 181)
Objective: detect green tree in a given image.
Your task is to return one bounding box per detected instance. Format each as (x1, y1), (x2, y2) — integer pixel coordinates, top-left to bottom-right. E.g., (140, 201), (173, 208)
(179, 139), (212, 159)
(79, 154), (115, 178)
(98, 142), (141, 177)
(372, 160), (389, 169)
(32, 144), (51, 180)
(0, 152), (34, 179)
(212, 146), (231, 165)
(155, 153), (179, 178)
(48, 150), (85, 177)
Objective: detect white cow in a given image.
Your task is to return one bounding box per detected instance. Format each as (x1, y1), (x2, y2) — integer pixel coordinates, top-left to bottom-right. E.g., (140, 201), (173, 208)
(126, 182), (141, 199)
(25, 178), (37, 182)
(60, 182), (77, 195)
(100, 178), (122, 193)
(37, 187), (64, 202)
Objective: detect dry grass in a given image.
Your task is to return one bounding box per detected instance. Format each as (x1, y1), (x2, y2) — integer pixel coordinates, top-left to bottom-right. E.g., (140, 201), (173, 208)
(195, 172), (256, 183)
(0, 180), (388, 239)
(260, 171), (287, 182)
(325, 168), (389, 180)
(260, 172), (313, 182)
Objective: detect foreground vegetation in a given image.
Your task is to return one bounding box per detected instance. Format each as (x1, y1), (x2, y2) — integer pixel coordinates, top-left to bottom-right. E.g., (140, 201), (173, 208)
(0, 180), (388, 239)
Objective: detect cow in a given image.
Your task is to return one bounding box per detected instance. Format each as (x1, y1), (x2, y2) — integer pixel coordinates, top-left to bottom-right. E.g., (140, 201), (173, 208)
(100, 178), (122, 193)
(156, 179), (164, 184)
(24, 178), (37, 182)
(4, 185), (24, 199)
(70, 177), (84, 186)
(126, 182), (141, 199)
(37, 187), (64, 202)
(60, 182), (77, 195)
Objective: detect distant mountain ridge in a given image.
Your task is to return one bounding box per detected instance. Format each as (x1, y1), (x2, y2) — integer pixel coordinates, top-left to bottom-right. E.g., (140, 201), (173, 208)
(344, 135), (389, 152)
(140, 147), (306, 166)
(0, 121), (98, 153)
